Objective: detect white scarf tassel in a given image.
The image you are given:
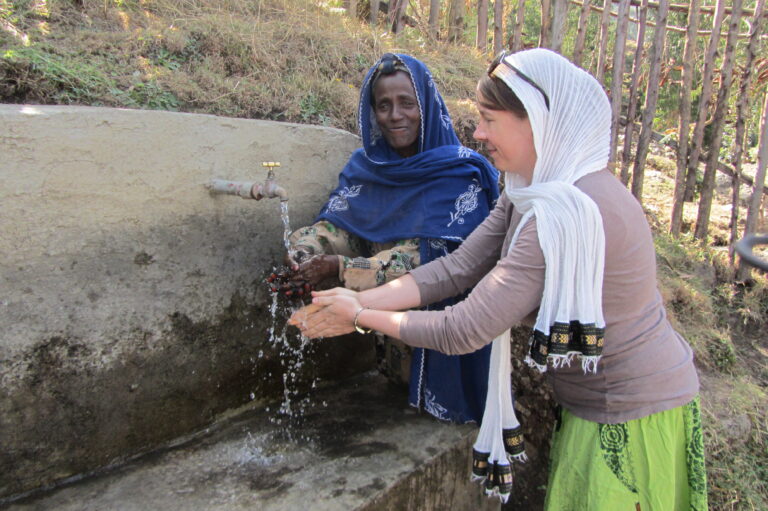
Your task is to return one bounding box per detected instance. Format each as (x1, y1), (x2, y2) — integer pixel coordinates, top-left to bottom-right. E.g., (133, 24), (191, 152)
(472, 48), (612, 503)
(471, 329), (524, 503)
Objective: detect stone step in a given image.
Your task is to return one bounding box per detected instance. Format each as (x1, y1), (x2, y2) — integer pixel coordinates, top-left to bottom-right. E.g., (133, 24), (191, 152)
(4, 373), (499, 511)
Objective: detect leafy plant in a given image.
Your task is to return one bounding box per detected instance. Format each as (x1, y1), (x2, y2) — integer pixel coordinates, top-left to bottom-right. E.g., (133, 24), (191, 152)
(112, 80), (180, 110)
(299, 92), (330, 124)
(1, 45), (114, 103)
(151, 47), (183, 70)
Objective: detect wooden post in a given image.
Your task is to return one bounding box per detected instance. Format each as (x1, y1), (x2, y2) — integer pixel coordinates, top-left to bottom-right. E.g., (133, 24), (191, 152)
(608, 0), (631, 167)
(540, 0), (552, 48)
(429, 0), (441, 38)
(620, 0), (649, 185)
(511, 0), (526, 51)
(693, 0), (744, 241)
(572, 0), (594, 67)
(390, 0), (408, 33)
(630, 0), (669, 201)
(371, 0), (379, 24)
(477, 0), (490, 50)
(595, 0), (612, 83)
(669, 0), (702, 236)
(729, 0), (765, 261)
(348, 0), (357, 20)
(684, 0), (727, 205)
(448, 0), (466, 42)
(737, 91), (768, 280)
(550, 0), (570, 52)
(493, 0), (504, 54)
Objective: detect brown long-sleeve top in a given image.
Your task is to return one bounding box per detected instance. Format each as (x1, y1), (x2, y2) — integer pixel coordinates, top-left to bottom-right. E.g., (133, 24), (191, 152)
(399, 169), (699, 424)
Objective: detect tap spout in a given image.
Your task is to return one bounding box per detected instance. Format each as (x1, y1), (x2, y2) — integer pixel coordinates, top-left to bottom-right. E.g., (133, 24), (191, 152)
(253, 161), (288, 202)
(255, 179), (289, 201)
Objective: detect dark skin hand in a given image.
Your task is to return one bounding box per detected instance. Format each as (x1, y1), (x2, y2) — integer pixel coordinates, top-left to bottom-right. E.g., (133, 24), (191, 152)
(268, 254), (340, 297)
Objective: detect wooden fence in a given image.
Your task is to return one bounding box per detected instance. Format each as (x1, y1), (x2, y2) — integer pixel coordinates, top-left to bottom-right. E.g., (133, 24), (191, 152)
(362, 0), (767, 276)
(516, 0), (767, 279)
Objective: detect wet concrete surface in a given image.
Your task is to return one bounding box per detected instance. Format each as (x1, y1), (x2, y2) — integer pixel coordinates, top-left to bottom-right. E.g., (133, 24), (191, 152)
(4, 372), (500, 511)
(1, 105), (363, 498)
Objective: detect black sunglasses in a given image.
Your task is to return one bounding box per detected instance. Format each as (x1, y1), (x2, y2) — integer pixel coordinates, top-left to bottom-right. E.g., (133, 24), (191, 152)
(488, 50), (550, 111)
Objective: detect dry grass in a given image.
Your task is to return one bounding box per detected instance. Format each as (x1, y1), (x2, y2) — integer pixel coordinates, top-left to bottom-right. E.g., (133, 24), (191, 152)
(1, 0), (485, 135)
(645, 149), (768, 510)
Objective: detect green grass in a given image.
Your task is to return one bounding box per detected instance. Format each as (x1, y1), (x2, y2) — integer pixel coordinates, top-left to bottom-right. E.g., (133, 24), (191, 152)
(1, 44), (179, 109)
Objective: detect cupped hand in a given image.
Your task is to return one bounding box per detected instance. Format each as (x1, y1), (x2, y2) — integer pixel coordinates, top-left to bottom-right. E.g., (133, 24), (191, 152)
(292, 255), (339, 287)
(268, 254), (339, 298)
(277, 255), (339, 297)
(287, 302), (325, 329)
(288, 288), (362, 338)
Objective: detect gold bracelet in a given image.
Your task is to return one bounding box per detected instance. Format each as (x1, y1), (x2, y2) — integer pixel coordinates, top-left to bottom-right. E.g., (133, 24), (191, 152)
(353, 306), (371, 334)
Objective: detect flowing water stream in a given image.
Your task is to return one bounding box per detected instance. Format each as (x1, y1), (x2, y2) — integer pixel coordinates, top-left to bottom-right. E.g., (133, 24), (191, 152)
(280, 201), (296, 261)
(256, 201), (324, 443)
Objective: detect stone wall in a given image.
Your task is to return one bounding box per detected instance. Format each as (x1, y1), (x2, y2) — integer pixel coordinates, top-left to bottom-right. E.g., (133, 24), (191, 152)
(0, 105), (375, 499)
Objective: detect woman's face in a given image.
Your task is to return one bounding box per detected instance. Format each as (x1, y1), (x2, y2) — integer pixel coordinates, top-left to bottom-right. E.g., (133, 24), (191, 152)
(473, 90), (537, 183)
(372, 71), (420, 158)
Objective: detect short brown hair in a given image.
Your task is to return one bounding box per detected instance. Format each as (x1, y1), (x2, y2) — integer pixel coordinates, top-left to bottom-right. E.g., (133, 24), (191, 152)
(476, 75), (527, 118)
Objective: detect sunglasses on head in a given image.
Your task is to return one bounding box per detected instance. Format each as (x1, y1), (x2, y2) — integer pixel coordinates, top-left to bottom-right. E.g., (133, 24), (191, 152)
(488, 50), (550, 111)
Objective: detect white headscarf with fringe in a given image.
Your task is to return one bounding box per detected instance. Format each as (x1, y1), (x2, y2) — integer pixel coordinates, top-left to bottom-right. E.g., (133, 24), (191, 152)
(472, 48), (610, 502)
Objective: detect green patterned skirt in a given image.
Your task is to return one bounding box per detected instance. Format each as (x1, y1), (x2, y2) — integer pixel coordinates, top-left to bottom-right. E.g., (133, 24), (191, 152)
(544, 397), (707, 511)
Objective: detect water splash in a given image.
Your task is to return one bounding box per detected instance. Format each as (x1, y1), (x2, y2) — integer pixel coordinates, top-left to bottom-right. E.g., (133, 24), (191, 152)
(260, 289), (318, 442)
(247, 201), (323, 443)
(235, 432), (284, 467)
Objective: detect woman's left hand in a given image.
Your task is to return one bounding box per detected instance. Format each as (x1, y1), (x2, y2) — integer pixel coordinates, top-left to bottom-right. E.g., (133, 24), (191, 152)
(288, 289), (362, 338)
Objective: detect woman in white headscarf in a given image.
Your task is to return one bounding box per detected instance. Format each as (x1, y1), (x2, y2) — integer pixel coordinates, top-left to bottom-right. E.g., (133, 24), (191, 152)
(290, 49), (707, 510)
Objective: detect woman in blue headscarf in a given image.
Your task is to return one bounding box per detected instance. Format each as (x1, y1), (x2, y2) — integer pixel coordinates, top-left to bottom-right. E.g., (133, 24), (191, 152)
(284, 53), (500, 424)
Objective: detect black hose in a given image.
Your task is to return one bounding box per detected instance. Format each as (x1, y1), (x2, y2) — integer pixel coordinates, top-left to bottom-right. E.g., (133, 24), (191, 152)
(735, 234), (768, 272)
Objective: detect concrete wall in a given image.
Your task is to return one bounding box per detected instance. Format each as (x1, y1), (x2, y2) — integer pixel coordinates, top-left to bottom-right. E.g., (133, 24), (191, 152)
(0, 105), (375, 499)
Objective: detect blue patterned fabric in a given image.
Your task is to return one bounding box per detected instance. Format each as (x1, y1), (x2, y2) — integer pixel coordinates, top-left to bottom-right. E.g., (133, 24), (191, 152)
(317, 54), (498, 423)
(409, 239), (492, 424)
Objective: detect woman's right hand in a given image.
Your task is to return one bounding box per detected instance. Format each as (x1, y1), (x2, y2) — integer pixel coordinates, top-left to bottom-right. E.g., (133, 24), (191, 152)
(274, 255), (340, 297)
(292, 255), (339, 286)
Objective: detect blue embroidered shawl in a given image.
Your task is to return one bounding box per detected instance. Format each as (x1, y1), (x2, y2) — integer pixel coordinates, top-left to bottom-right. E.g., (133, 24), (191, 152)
(318, 54), (499, 423)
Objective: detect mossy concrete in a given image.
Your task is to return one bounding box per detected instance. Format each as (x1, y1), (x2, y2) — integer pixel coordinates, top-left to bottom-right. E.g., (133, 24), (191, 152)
(4, 373), (500, 511)
(0, 105), (372, 499)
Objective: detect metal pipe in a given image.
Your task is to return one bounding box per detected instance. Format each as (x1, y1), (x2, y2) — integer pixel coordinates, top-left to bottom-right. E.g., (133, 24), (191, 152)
(207, 161), (288, 201)
(207, 179), (256, 199)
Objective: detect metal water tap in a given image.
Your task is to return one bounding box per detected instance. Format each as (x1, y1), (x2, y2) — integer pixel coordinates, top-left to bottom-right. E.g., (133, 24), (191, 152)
(207, 161), (288, 202)
(252, 162), (288, 202)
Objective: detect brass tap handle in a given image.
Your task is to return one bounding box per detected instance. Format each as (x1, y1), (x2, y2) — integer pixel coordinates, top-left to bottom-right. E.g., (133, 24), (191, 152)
(262, 161), (281, 179)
